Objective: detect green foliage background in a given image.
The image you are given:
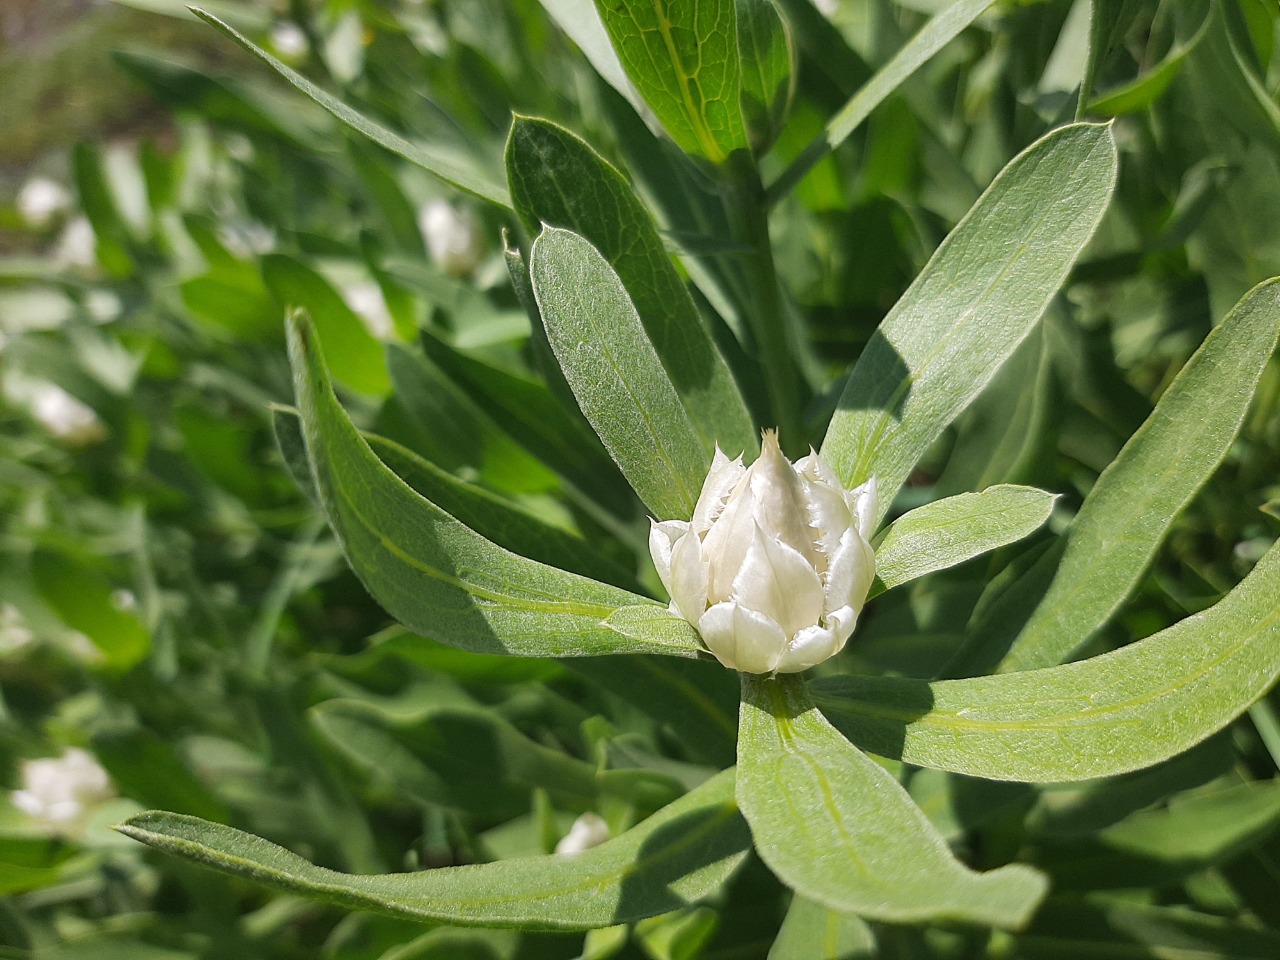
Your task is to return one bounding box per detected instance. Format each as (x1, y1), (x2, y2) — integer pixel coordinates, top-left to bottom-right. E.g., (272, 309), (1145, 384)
(1, 1), (1279, 958)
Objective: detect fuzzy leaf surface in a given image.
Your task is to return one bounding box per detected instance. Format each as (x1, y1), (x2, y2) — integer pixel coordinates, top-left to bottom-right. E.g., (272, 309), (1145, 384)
(821, 123), (1117, 523)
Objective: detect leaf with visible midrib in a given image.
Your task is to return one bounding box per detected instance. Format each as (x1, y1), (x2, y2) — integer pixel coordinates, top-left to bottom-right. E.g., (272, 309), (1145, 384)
(116, 769), (750, 929)
(286, 311), (701, 659)
(737, 674), (1047, 928)
(593, 0), (749, 164)
(821, 122), (1117, 524)
(529, 226), (708, 521)
(871, 485), (1056, 598)
(990, 278), (1280, 673)
(506, 117), (756, 460)
(814, 541), (1280, 782)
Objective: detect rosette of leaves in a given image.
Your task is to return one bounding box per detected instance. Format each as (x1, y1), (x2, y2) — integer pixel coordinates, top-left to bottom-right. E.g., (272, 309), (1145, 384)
(117, 0), (1280, 948)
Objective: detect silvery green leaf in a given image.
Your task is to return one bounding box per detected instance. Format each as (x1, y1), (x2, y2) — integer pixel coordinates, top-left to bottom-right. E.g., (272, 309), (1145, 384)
(821, 123), (1117, 524)
(287, 311), (701, 659)
(816, 541), (1280, 782)
(116, 770), (749, 929)
(737, 674), (1047, 927)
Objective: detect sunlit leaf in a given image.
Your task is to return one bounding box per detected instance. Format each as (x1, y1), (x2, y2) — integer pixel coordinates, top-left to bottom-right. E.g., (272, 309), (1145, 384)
(737, 674), (1047, 927)
(116, 770), (749, 929)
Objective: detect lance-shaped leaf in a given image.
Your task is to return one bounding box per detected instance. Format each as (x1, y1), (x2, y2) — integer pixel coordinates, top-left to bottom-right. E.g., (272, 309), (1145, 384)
(273, 406), (638, 589)
(263, 254), (389, 397)
(286, 311), (700, 659)
(814, 541), (1280, 783)
(1015, 898), (1280, 960)
(507, 118), (756, 459)
(737, 674), (1047, 927)
(115, 770), (749, 929)
(768, 895), (875, 960)
(593, 0), (749, 164)
(821, 123), (1117, 523)
(767, 0), (995, 203)
(870, 485), (1057, 599)
(529, 226), (708, 520)
(192, 9), (510, 208)
(988, 278), (1280, 673)
(311, 699), (682, 816)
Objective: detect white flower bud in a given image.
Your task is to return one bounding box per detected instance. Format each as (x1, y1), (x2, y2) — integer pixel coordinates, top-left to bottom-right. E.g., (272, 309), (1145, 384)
(17, 177), (72, 228)
(419, 199), (482, 277)
(12, 748), (114, 829)
(341, 281), (395, 339)
(650, 431), (877, 675)
(554, 812), (610, 856)
(31, 384), (106, 446)
(270, 22), (310, 62)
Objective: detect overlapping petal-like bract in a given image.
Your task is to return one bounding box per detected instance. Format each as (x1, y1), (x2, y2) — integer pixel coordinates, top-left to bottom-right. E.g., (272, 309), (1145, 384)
(650, 432), (877, 674)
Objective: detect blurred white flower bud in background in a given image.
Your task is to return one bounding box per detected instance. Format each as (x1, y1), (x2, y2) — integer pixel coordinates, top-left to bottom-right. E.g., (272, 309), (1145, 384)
(419, 199), (482, 277)
(650, 432), (877, 675)
(12, 748), (114, 829)
(0, 603), (35, 653)
(554, 812), (611, 856)
(17, 177), (72, 228)
(217, 220), (276, 259)
(55, 216), (98, 269)
(30, 384), (106, 446)
(270, 22), (310, 62)
(341, 281), (395, 339)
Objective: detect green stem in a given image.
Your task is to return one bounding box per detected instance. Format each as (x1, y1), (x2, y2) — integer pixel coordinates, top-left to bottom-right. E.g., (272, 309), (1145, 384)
(722, 159), (805, 452)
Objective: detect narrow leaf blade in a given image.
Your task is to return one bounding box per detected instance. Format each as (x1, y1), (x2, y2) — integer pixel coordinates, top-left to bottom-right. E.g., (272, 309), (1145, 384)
(821, 122), (1117, 522)
(767, 0), (994, 202)
(286, 311), (700, 658)
(529, 226), (708, 520)
(593, 0), (749, 164)
(817, 541), (1280, 782)
(871, 485), (1056, 598)
(737, 674), (1047, 927)
(506, 118), (756, 458)
(116, 770), (749, 929)
(994, 278), (1280, 672)
(191, 8), (511, 208)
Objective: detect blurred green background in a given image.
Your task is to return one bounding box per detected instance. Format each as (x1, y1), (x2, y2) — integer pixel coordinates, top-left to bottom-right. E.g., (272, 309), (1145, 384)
(2, 1), (1279, 958)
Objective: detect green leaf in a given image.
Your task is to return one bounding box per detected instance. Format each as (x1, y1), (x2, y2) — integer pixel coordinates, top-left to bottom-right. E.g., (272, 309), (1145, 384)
(737, 674), (1047, 927)
(1015, 897), (1280, 960)
(768, 895), (875, 960)
(312, 699), (680, 815)
(506, 118), (756, 459)
(870, 485), (1057, 599)
(1041, 780), (1280, 889)
(529, 226), (708, 520)
(815, 540), (1280, 782)
(286, 311), (699, 659)
(535, 0), (647, 116)
(273, 406), (635, 589)
(735, 0), (794, 153)
(263, 255), (389, 397)
(31, 550), (150, 671)
(115, 770), (750, 929)
(418, 327), (634, 512)
(190, 8), (511, 208)
(385, 344), (559, 495)
(992, 277), (1280, 673)
(766, 0), (995, 203)
(1086, 7), (1211, 116)
(593, 0), (749, 164)
(820, 122), (1117, 522)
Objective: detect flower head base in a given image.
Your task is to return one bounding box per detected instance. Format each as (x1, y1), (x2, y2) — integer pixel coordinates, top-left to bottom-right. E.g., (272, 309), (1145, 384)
(650, 432), (877, 675)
